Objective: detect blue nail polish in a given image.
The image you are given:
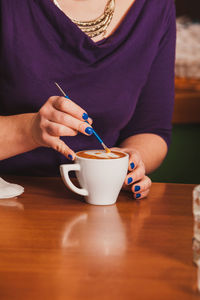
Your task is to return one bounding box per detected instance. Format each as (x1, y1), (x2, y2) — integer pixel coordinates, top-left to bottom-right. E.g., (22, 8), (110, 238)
(130, 162), (135, 169)
(85, 127), (93, 135)
(82, 113), (89, 120)
(135, 185), (140, 192)
(68, 154), (73, 160)
(128, 177), (133, 184)
(136, 193), (141, 199)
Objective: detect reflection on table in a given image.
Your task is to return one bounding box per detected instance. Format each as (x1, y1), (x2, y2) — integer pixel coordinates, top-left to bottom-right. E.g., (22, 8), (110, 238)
(0, 176), (197, 300)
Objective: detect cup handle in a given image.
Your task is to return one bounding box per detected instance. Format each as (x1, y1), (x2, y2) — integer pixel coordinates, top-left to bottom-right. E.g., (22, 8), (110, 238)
(60, 164), (88, 196)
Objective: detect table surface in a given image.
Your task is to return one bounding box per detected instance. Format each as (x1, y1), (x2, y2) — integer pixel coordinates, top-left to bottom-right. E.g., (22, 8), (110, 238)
(0, 177), (198, 300)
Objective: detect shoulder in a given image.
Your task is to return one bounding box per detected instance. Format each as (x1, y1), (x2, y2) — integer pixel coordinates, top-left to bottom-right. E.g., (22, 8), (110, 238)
(0, 0), (31, 11)
(147, 0), (176, 21)
(141, 0), (176, 32)
(0, 0), (18, 13)
(148, 0), (175, 11)
(141, 0), (175, 20)
(0, 1), (34, 21)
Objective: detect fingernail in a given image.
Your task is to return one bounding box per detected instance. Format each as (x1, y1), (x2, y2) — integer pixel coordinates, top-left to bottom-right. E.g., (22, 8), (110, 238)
(130, 162), (135, 169)
(135, 185), (140, 192)
(136, 193), (141, 199)
(82, 113), (89, 120)
(85, 127), (93, 135)
(68, 154), (73, 160)
(128, 177), (133, 184)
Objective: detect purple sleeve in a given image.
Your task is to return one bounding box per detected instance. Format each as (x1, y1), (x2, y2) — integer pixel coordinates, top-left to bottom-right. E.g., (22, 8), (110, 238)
(118, 4), (176, 149)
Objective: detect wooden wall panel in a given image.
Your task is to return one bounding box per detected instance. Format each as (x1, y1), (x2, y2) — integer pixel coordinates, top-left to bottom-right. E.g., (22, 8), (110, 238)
(172, 77), (200, 124)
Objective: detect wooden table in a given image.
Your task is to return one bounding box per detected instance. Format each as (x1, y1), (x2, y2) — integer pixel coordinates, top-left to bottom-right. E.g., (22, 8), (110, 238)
(0, 177), (198, 300)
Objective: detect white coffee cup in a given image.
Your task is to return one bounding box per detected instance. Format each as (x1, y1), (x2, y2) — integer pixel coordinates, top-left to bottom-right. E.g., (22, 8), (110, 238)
(60, 150), (129, 205)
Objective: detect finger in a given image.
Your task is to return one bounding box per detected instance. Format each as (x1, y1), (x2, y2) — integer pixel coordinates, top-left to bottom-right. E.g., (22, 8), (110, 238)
(133, 189), (150, 200)
(110, 147), (137, 172)
(52, 96), (91, 122)
(128, 151), (141, 172)
(131, 176), (152, 194)
(45, 120), (78, 137)
(87, 118), (93, 125)
(48, 108), (93, 136)
(111, 148), (143, 172)
(46, 135), (76, 160)
(125, 165), (145, 185)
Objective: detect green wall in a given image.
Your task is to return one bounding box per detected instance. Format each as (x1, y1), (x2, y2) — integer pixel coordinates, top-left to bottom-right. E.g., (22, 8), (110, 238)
(150, 124), (200, 184)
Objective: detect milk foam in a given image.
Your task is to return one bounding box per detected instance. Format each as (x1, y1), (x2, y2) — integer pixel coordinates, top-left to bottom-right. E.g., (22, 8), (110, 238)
(84, 150), (120, 159)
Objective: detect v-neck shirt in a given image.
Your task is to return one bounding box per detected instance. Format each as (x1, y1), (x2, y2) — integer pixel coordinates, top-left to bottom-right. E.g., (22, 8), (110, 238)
(0, 0), (176, 176)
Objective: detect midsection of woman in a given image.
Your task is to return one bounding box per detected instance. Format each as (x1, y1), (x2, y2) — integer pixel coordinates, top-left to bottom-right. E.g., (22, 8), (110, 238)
(0, 0), (176, 199)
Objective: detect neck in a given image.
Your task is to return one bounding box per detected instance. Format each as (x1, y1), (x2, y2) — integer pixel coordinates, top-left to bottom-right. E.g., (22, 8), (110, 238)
(54, 0), (109, 21)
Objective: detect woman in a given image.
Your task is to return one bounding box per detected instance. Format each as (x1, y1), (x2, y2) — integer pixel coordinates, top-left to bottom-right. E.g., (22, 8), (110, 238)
(0, 0), (176, 199)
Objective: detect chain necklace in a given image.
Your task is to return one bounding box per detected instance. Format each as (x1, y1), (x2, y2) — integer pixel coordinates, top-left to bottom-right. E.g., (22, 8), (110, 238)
(53, 0), (115, 38)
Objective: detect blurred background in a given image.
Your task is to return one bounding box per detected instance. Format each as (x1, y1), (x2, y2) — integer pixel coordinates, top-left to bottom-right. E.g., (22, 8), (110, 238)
(150, 0), (200, 184)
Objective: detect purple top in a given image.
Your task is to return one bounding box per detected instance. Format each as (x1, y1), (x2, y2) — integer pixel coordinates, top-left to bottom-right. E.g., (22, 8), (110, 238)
(0, 0), (176, 176)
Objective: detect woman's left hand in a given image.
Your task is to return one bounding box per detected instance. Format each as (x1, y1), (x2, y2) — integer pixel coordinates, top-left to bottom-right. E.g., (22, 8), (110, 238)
(111, 147), (152, 200)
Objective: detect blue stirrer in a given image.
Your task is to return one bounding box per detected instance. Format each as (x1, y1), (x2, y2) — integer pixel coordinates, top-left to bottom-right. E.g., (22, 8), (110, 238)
(54, 82), (110, 153)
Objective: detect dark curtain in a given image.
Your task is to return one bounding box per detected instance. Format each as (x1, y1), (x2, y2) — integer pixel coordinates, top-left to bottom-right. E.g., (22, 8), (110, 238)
(175, 0), (200, 21)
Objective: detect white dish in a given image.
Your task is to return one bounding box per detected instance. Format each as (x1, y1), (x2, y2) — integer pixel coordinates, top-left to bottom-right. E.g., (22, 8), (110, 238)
(0, 178), (24, 199)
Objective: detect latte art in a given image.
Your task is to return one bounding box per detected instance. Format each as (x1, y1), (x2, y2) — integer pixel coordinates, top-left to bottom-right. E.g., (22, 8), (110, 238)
(82, 151), (119, 159)
(76, 150), (126, 159)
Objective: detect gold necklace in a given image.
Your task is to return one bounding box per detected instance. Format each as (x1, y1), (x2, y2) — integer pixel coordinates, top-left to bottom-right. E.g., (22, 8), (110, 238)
(53, 0), (115, 38)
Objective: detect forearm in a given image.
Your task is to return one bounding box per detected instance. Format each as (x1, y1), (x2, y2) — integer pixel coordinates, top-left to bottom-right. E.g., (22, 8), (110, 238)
(0, 114), (38, 160)
(119, 133), (168, 174)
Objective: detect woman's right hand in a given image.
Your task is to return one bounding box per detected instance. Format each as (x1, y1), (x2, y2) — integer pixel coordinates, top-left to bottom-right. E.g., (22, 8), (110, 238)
(30, 96), (93, 160)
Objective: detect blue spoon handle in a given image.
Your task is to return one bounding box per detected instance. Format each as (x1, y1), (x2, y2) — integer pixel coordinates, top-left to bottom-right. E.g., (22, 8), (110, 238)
(84, 120), (103, 144)
(64, 95), (103, 143)
(54, 83), (107, 150)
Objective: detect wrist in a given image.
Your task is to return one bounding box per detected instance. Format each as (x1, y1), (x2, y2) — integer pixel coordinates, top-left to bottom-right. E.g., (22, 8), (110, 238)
(0, 113), (40, 160)
(19, 113), (40, 149)
(27, 113), (41, 148)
